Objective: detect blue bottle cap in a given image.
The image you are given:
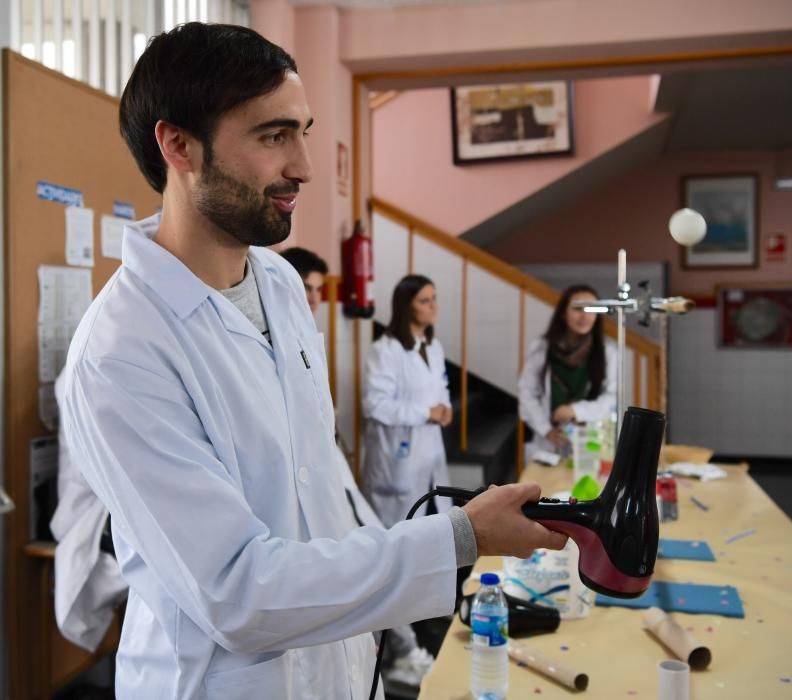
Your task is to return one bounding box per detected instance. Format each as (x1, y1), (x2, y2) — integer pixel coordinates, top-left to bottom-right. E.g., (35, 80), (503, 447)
(480, 573), (500, 586)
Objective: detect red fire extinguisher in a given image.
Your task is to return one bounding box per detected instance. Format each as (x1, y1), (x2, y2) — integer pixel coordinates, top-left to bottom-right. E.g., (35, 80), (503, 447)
(341, 219), (375, 319)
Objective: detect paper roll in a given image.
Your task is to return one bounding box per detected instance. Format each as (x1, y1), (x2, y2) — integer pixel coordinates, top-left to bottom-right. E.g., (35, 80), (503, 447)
(643, 607), (712, 670)
(507, 642), (589, 691)
(658, 659), (690, 700)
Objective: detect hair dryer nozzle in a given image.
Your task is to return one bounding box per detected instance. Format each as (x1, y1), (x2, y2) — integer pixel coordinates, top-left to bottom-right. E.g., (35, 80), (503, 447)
(522, 407), (666, 598)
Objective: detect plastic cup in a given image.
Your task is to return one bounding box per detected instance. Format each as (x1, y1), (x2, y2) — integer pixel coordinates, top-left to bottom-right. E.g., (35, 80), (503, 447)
(657, 659), (689, 700)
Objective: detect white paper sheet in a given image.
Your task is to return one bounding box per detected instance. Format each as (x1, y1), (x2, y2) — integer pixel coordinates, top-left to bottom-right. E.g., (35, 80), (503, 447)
(37, 266), (93, 382)
(101, 214), (127, 259)
(65, 206), (95, 267)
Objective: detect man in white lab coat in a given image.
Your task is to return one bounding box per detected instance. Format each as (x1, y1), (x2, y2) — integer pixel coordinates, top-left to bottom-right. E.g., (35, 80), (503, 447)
(61, 23), (567, 700)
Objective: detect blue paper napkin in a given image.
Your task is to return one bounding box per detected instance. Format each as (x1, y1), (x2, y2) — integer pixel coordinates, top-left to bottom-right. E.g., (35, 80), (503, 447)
(657, 539), (715, 561)
(596, 581), (744, 618)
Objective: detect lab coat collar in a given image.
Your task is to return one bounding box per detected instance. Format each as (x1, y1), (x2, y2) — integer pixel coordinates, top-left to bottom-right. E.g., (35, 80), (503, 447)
(122, 214), (213, 320)
(122, 214), (288, 330)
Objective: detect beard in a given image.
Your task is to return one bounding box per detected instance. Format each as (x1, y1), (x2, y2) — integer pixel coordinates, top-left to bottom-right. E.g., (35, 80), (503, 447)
(193, 155), (297, 247)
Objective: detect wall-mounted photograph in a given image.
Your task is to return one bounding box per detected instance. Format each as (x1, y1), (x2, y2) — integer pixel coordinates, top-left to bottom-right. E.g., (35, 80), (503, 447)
(450, 81), (574, 165)
(681, 175), (758, 268)
(718, 285), (792, 348)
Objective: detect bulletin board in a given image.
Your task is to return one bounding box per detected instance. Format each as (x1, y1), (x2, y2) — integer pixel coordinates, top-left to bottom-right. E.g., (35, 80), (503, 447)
(1, 50), (161, 698)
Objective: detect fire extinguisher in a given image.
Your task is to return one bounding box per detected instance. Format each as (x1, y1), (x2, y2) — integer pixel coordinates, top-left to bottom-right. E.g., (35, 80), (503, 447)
(341, 219), (375, 319)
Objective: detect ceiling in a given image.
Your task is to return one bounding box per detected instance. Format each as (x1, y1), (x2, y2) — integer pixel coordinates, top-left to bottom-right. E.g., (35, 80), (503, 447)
(655, 60), (792, 152)
(289, 0), (505, 7)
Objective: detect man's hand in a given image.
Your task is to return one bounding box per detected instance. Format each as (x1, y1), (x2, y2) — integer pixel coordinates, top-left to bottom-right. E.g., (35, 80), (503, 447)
(552, 404), (576, 425)
(462, 483), (568, 559)
(545, 426), (569, 450)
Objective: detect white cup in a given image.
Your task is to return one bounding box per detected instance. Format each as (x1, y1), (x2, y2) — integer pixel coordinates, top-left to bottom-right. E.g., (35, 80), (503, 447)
(657, 659), (690, 700)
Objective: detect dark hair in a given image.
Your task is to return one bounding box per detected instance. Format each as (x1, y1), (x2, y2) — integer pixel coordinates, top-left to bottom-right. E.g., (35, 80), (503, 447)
(280, 247), (328, 280)
(542, 284), (606, 400)
(119, 23), (297, 193)
(386, 275), (435, 351)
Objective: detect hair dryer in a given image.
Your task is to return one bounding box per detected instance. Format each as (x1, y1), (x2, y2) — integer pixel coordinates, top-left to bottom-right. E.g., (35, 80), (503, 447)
(521, 406), (665, 598)
(458, 589), (561, 636)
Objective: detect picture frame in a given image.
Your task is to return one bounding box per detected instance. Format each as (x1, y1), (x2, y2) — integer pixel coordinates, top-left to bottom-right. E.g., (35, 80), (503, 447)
(681, 175), (759, 268)
(717, 284), (792, 348)
(450, 81), (574, 165)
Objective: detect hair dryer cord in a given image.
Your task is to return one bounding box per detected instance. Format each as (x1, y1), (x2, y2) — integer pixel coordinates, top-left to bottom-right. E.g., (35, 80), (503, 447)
(368, 485), (486, 700)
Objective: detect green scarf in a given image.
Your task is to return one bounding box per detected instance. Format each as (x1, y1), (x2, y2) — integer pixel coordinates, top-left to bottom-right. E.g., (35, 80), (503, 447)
(549, 336), (592, 411)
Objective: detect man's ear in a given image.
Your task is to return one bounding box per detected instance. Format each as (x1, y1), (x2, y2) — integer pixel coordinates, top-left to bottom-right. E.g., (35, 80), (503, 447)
(154, 120), (201, 176)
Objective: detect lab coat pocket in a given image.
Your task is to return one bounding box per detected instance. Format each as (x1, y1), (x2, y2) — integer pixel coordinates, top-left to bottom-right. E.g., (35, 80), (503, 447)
(366, 422), (414, 496)
(302, 333), (335, 431)
(204, 652), (292, 699)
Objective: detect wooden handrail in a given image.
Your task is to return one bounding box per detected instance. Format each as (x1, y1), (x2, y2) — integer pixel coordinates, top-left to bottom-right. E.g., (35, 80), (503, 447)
(371, 197), (661, 360)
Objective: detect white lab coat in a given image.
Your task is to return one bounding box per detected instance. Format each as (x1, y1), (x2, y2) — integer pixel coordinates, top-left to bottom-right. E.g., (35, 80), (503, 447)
(361, 335), (451, 527)
(518, 337), (617, 461)
(61, 214), (458, 700)
(49, 372), (128, 652)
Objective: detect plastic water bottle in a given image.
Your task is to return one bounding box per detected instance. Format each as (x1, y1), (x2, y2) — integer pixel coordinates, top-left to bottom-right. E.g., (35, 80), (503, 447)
(572, 422), (602, 484)
(470, 572), (508, 700)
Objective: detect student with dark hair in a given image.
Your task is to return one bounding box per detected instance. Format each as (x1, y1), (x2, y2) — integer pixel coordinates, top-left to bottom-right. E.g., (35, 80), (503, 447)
(280, 246), (328, 312)
(361, 275), (453, 527)
(518, 284), (617, 462)
(60, 23), (567, 699)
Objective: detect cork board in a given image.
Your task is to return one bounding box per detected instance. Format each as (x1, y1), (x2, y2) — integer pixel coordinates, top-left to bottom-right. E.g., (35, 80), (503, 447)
(2, 50), (161, 697)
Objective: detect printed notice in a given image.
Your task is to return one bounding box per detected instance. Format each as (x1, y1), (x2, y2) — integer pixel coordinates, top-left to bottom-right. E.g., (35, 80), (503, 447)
(101, 214), (127, 259)
(65, 206), (95, 267)
(37, 266), (93, 382)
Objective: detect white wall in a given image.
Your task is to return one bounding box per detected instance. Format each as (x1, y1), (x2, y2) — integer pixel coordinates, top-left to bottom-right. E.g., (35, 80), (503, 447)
(466, 265), (521, 395)
(412, 237), (463, 364)
(372, 212), (408, 328)
(669, 309), (792, 457)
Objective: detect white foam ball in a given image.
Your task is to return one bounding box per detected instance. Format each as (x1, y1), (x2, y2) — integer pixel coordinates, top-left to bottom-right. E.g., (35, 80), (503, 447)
(669, 208), (707, 246)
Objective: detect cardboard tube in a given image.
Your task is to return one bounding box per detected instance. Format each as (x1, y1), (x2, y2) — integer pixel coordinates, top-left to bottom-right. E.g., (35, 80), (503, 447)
(643, 607), (712, 670)
(658, 659), (690, 700)
(508, 642), (589, 691)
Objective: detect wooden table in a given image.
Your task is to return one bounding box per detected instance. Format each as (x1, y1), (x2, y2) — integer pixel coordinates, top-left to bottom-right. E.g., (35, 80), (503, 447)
(419, 455), (792, 699)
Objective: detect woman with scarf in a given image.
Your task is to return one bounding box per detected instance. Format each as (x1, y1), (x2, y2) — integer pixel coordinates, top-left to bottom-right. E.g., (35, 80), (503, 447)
(518, 284), (617, 463)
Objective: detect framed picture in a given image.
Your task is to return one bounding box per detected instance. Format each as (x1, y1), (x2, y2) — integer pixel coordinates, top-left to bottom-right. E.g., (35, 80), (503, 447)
(718, 285), (792, 348)
(450, 81), (573, 165)
(681, 175), (759, 268)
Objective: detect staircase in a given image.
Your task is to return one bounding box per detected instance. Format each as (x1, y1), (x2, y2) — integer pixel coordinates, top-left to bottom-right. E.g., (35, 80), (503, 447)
(371, 196), (662, 480)
(443, 361), (517, 488)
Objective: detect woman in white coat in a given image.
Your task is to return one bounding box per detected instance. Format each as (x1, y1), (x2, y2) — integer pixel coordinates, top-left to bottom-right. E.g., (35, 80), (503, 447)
(519, 284), (617, 462)
(362, 275), (452, 527)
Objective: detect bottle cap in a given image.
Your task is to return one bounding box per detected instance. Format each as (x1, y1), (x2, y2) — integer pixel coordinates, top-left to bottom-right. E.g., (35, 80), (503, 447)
(480, 573), (500, 586)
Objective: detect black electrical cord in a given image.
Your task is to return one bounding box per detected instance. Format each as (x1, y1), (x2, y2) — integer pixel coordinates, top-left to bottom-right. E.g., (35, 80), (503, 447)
(368, 485), (486, 700)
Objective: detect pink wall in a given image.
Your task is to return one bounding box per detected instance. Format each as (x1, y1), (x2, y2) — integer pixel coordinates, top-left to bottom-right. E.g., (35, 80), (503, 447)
(340, 0), (792, 73)
(489, 150), (792, 296)
(372, 76), (667, 235)
(249, 0), (295, 57)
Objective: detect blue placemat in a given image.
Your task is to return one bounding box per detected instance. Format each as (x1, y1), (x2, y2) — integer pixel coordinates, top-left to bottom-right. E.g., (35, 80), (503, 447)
(596, 581), (744, 617)
(658, 538), (715, 561)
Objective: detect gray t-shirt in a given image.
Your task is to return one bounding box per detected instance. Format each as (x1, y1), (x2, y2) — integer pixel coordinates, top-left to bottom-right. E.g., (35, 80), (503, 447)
(219, 262), (271, 345)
